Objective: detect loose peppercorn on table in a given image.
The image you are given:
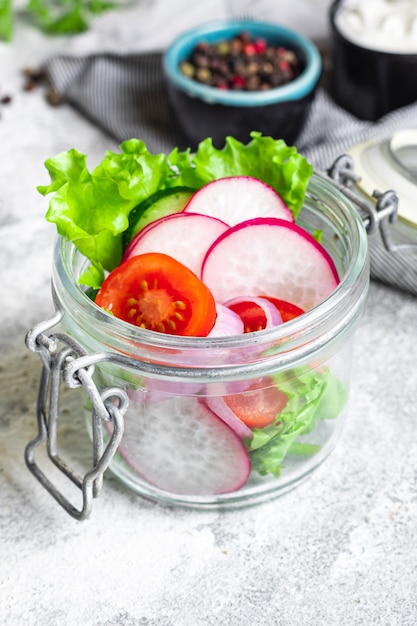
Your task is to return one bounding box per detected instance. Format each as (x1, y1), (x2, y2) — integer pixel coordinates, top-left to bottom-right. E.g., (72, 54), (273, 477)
(1, 2), (417, 625)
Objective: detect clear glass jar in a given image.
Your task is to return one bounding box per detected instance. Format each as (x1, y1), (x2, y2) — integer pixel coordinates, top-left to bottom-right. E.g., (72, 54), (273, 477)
(51, 172), (369, 509)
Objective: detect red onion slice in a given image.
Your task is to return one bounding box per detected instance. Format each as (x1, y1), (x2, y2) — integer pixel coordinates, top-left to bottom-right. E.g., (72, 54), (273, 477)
(208, 303), (245, 337)
(225, 296), (283, 330)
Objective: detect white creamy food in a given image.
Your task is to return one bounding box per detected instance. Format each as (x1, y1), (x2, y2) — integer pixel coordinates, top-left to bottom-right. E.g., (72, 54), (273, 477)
(335, 0), (417, 53)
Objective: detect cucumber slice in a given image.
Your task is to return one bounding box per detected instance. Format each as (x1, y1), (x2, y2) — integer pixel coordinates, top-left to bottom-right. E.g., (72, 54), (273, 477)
(123, 187), (195, 248)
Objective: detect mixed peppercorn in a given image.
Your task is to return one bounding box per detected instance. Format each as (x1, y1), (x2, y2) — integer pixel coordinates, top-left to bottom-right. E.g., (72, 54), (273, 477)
(0, 88), (12, 118)
(180, 31), (303, 92)
(0, 67), (63, 122)
(23, 66), (63, 105)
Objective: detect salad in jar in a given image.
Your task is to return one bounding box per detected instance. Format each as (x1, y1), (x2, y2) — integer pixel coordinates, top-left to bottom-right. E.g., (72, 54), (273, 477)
(39, 132), (351, 503)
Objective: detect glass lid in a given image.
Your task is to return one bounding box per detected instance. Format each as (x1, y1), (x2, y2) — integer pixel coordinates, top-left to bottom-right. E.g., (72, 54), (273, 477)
(348, 129), (417, 230)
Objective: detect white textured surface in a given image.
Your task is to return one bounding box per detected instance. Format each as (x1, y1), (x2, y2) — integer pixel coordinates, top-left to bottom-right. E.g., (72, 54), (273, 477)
(1, 3), (417, 625)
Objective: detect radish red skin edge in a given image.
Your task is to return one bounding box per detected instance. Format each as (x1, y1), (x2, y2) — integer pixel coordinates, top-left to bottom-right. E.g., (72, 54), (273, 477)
(201, 218), (340, 312)
(183, 176), (293, 225)
(122, 212), (229, 277)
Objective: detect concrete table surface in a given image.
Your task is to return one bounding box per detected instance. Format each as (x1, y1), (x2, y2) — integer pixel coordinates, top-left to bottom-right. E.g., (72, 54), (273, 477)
(1, 2), (416, 625)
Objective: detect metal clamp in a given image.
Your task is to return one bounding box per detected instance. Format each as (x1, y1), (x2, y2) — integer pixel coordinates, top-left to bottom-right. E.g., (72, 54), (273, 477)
(323, 154), (417, 253)
(25, 310), (128, 521)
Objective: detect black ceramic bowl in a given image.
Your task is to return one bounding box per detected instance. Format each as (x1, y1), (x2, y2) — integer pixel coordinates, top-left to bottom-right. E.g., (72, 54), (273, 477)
(163, 20), (322, 148)
(330, 0), (417, 121)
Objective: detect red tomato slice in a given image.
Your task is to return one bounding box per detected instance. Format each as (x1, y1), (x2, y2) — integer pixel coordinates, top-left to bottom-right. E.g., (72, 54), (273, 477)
(226, 300), (267, 333)
(95, 253), (216, 337)
(224, 378), (288, 429)
(262, 296), (305, 322)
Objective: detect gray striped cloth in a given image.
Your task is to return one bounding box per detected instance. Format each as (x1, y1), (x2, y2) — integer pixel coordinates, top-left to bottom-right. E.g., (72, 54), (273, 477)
(45, 51), (417, 295)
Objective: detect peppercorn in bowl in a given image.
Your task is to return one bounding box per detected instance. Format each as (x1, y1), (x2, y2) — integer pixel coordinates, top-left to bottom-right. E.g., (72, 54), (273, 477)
(163, 20), (322, 148)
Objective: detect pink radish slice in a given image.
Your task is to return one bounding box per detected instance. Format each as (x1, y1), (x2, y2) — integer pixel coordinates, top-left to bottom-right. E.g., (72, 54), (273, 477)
(123, 219), (160, 260)
(203, 396), (253, 441)
(123, 212), (191, 260)
(201, 218), (340, 312)
(183, 176), (293, 226)
(208, 303), (245, 337)
(117, 395), (250, 495)
(123, 212), (229, 276)
(225, 296), (283, 330)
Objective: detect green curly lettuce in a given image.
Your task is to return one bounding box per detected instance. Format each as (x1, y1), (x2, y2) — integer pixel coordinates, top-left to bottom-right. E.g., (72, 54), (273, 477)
(26, 0), (117, 35)
(248, 367), (348, 477)
(38, 132), (313, 287)
(38, 139), (172, 284)
(168, 132), (313, 217)
(0, 0), (13, 41)
(1, 0), (123, 40)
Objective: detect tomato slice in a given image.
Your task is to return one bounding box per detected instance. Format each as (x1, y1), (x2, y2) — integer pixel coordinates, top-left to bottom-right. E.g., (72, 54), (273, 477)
(95, 253), (216, 337)
(262, 296), (305, 322)
(226, 300), (267, 333)
(224, 378), (288, 429)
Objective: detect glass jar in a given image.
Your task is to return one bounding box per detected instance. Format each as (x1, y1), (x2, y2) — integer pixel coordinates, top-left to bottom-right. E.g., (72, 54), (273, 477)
(40, 171), (369, 512)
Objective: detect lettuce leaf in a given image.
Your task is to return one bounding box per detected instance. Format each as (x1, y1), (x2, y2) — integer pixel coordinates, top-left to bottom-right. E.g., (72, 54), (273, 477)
(168, 132), (313, 216)
(39, 133), (313, 286)
(0, 0), (13, 41)
(248, 367), (348, 477)
(39, 140), (173, 282)
(26, 0), (117, 35)
(1, 0), (120, 40)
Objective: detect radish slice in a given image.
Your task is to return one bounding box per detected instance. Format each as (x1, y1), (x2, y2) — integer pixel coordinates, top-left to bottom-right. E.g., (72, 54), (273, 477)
(208, 303), (245, 337)
(123, 219), (160, 260)
(123, 212), (229, 276)
(183, 176), (293, 226)
(118, 396), (250, 495)
(225, 296), (283, 331)
(203, 396), (253, 441)
(201, 218), (339, 312)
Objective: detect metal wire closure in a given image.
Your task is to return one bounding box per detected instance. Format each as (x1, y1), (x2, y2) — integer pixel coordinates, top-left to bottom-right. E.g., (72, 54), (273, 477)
(324, 154), (417, 253)
(24, 155), (417, 520)
(25, 311), (128, 520)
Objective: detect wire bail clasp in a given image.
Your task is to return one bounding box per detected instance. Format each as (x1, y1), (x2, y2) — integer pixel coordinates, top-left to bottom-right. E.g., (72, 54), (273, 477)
(325, 154), (417, 254)
(25, 309), (127, 521)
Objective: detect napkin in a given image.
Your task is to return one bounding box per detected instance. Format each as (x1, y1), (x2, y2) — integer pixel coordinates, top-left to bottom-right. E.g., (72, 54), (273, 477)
(44, 51), (417, 295)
